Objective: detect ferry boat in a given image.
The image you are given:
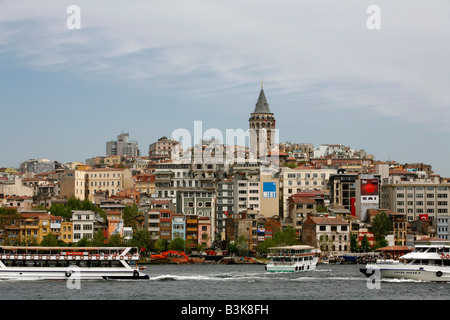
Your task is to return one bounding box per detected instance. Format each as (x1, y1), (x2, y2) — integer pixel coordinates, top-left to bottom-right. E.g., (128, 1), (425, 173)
(360, 240), (450, 282)
(265, 245), (318, 272)
(0, 246), (149, 280)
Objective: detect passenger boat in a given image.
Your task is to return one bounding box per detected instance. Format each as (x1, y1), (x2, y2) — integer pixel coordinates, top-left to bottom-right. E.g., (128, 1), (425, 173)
(360, 240), (450, 282)
(265, 245), (318, 272)
(0, 246), (149, 280)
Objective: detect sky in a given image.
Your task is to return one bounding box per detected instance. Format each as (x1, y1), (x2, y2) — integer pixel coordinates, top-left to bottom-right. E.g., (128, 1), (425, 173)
(0, 0), (449, 176)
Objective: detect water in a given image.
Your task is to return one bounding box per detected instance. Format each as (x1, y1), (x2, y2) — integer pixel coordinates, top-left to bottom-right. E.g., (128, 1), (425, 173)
(0, 264), (448, 301)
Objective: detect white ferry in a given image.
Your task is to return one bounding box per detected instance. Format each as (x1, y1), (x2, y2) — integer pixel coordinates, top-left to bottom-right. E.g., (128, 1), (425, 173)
(360, 240), (450, 282)
(0, 246), (149, 280)
(265, 245), (318, 273)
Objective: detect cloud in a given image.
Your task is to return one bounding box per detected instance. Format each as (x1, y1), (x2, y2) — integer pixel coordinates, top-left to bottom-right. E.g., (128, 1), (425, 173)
(0, 0), (449, 128)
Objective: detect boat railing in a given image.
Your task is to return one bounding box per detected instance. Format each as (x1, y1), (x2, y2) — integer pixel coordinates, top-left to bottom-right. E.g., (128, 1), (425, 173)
(0, 246), (141, 260)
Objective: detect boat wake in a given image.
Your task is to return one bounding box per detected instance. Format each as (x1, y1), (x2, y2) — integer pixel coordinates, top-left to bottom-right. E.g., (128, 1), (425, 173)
(149, 273), (270, 282)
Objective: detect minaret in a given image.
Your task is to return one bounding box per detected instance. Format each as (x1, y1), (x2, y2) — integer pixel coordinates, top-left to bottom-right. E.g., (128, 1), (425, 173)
(249, 81), (276, 159)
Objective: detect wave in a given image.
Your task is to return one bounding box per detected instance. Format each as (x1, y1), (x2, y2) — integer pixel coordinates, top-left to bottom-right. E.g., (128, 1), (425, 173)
(149, 273), (271, 282)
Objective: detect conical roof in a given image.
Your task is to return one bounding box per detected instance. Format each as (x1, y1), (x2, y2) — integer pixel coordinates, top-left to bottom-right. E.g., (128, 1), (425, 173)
(253, 89), (272, 114)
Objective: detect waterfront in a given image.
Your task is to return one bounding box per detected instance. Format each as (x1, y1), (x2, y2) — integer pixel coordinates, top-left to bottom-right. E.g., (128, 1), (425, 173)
(0, 264), (448, 300)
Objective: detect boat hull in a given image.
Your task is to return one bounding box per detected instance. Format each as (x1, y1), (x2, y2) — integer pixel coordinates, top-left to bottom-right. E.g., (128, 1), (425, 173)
(0, 268), (149, 280)
(360, 264), (450, 282)
(266, 261), (317, 273)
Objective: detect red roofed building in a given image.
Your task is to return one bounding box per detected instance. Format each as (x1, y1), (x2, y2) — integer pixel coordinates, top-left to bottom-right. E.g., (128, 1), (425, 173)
(302, 216), (350, 256)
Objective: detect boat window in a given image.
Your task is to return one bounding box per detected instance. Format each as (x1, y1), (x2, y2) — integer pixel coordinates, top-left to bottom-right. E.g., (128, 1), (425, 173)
(426, 248), (437, 253)
(444, 260), (450, 266)
(25, 260), (36, 267)
(79, 260), (88, 268)
(47, 260), (58, 267)
(100, 261), (110, 267)
(89, 261), (100, 267)
(111, 261), (125, 268)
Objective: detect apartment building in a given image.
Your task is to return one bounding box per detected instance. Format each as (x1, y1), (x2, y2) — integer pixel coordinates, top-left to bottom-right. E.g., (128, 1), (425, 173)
(20, 212), (63, 244)
(106, 132), (140, 157)
(437, 216), (450, 240)
(60, 169), (88, 200)
(61, 168), (133, 202)
(86, 168), (134, 201)
(71, 210), (96, 243)
(216, 179), (234, 241)
(134, 173), (156, 195)
(287, 191), (325, 236)
(329, 171), (359, 212)
(381, 175), (450, 223)
(61, 221), (72, 244)
(148, 136), (180, 159)
(172, 213), (186, 240)
(302, 216), (350, 256)
(281, 166), (336, 217)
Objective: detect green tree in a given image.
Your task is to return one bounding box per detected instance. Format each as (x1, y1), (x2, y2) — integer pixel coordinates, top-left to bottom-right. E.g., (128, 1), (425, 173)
(256, 237), (276, 255)
(227, 242), (238, 255)
(360, 235), (371, 252)
(272, 226), (299, 246)
(40, 233), (63, 247)
(131, 229), (152, 254)
(168, 237), (186, 252)
(108, 233), (123, 246)
(154, 238), (169, 253)
(256, 226), (299, 255)
(76, 237), (92, 247)
(236, 235), (249, 256)
(350, 233), (359, 253)
(123, 204), (139, 228)
(371, 211), (391, 247)
(92, 229), (106, 247)
(318, 235), (334, 254)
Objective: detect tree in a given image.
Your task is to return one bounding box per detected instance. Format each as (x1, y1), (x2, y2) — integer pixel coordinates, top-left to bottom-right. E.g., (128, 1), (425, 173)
(40, 233), (63, 247)
(76, 237), (92, 247)
(318, 235), (334, 254)
(256, 226), (299, 256)
(360, 235), (371, 252)
(236, 235), (249, 256)
(123, 204), (139, 228)
(350, 233), (359, 253)
(272, 226), (299, 246)
(154, 238), (169, 253)
(168, 237), (186, 252)
(108, 233), (123, 246)
(372, 211), (391, 247)
(131, 229), (152, 254)
(92, 229), (106, 247)
(227, 242), (238, 256)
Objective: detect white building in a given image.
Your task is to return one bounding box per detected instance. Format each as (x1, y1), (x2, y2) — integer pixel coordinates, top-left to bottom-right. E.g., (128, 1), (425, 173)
(281, 167), (336, 217)
(71, 210), (95, 243)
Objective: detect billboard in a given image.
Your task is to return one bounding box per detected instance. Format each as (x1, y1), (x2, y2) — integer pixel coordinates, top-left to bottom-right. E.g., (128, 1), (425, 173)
(360, 179), (379, 196)
(263, 182), (276, 198)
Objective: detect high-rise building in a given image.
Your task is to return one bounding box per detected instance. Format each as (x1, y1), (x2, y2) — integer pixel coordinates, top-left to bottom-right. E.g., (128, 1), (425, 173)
(106, 132), (140, 157)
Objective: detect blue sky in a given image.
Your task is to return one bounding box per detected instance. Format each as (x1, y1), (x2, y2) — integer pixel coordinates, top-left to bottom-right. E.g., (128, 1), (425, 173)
(0, 0), (449, 176)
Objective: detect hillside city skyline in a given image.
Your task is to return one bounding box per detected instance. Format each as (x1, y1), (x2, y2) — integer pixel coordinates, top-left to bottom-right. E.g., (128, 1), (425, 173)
(1, 1), (449, 178)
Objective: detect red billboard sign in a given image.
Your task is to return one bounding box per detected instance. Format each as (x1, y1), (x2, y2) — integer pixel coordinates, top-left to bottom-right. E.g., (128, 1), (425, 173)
(361, 179), (378, 196)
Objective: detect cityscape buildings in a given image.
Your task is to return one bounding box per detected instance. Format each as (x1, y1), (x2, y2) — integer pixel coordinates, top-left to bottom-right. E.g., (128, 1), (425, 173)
(1, 86), (449, 252)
